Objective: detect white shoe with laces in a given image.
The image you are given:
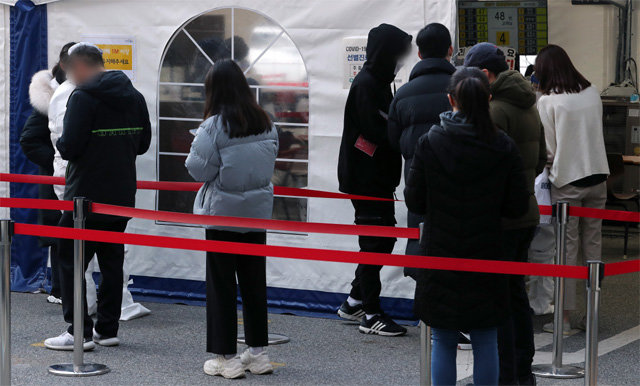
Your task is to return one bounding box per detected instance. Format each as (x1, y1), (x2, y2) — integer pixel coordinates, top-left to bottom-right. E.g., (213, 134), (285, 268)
(240, 349), (274, 375)
(204, 355), (245, 379)
(44, 331), (95, 351)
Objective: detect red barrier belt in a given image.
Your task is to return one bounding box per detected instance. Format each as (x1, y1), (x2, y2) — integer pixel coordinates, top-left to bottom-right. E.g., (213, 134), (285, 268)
(0, 197), (418, 239)
(0, 197), (72, 211)
(604, 259), (640, 277)
(0, 173), (395, 202)
(92, 202), (420, 239)
(569, 206), (640, 223)
(2, 173), (638, 222)
(13, 223), (591, 279)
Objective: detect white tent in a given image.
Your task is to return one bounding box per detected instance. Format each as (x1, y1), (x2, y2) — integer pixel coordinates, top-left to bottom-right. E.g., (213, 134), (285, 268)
(2, 0), (456, 318)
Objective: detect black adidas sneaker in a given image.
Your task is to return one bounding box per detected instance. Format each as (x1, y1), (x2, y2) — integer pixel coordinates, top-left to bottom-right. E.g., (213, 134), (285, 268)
(359, 314), (407, 336)
(337, 300), (365, 322)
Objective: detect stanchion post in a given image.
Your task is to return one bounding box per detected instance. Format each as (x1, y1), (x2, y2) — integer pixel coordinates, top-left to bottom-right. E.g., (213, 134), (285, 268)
(585, 261), (604, 386)
(0, 220), (13, 386)
(532, 201), (584, 379)
(419, 322), (431, 386)
(49, 197), (109, 377)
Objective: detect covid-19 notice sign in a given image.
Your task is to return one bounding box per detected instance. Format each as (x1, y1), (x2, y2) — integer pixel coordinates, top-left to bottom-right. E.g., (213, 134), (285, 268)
(81, 35), (136, 81)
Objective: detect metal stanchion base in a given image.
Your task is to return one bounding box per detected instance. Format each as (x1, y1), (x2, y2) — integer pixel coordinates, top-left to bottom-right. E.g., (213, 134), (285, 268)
(531, 364), (584, 379)
(48, 363), (110, 377)
(237, 333), (290, 345)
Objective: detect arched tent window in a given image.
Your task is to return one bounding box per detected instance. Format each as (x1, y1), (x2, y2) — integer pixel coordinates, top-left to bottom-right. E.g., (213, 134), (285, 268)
(157, 7), (309, 223)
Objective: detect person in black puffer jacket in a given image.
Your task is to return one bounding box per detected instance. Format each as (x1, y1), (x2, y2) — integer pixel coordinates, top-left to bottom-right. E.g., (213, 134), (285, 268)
(405, 68), (529, 385)
(337, 24), (412, 337)
(387, 23), (455, 274)
(19, 42), (75, 304)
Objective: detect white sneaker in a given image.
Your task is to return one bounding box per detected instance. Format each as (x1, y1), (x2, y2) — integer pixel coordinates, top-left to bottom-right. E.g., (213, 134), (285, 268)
(44, 331), (95, 351)
(46, 295), (62, 305)
(204, 356), (245, 379)
(240, 349), (274, 375)
(93, 328), (120, 347)
(534, 304), (554, 316)
(543, 321), (572, 335)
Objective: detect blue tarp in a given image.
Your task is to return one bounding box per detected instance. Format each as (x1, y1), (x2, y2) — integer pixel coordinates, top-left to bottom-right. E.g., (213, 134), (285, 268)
(9, 0), (49, 292)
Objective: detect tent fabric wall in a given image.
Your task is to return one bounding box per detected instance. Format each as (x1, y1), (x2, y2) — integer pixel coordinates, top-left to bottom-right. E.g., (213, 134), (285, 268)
(1, 0), (457, 319)
(8, 0), (48, 292)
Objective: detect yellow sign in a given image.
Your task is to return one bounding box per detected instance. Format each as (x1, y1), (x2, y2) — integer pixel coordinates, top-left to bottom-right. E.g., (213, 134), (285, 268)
(497, 31), (510, 46)
(81, 36), (136, 81)
(95, 44), (133, 71)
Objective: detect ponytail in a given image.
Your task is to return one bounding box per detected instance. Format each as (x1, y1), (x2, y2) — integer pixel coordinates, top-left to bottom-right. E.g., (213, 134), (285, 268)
(448, 67), (497, 143)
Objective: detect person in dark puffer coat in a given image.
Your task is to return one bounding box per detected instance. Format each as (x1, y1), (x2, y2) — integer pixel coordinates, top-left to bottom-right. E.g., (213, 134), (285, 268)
(405, 67), (529, 386)
(19, 42), (75, 304)
(387, 23), (455, 275)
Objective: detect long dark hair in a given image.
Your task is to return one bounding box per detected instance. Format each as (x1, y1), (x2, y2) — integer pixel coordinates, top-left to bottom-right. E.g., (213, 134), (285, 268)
(448, 67), (497, 142)
(203, 59), (272, 138)
(535, 44), (591, 95)
(51, 42), (76, 84)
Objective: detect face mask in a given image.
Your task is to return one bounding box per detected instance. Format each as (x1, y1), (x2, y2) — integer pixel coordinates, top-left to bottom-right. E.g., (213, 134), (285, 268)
(394, 61), (405, 75)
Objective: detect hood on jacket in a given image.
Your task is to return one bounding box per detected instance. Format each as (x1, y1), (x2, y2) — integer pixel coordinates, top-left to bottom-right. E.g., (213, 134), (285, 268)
(29, 70), (58, 115)
(433, 111), (512, 176)
(363, 23), (412, 84)
(490, 70), (536, 109)
(78, 70), (138, 111)
(409, 57), (456, 81)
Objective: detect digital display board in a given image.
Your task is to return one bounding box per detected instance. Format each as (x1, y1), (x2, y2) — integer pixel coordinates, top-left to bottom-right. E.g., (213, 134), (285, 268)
(458, 1), (548, 55)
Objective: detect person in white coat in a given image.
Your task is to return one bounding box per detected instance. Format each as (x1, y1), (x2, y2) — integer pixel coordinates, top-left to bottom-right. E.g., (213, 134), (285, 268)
(47, 43), (150, 321)
(535, 45), (609, 333)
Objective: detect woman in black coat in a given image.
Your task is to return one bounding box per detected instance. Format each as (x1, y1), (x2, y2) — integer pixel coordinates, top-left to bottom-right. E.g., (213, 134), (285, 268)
(19, 42), (74, 303)
(404, 67), (529, 386)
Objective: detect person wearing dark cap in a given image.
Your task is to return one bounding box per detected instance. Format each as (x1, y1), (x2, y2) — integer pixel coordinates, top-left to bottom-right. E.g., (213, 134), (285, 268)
(44, 43), (151, 351)
(337, 23), (412, 336)
(464, 42), (546, 386)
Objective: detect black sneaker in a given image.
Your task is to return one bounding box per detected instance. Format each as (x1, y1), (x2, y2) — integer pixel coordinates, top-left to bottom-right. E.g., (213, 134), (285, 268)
(457, 332), (472, 350)
(337, 300), (365, 322)
(359, 314), (407, 336)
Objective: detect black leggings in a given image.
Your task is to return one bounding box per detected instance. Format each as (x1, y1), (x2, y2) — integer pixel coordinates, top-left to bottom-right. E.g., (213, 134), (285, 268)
(205, 229), (268, 355)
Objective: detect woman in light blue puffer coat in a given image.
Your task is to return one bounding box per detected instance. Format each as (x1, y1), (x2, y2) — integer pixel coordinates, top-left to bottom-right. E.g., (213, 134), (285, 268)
(185, 59), (278, 380)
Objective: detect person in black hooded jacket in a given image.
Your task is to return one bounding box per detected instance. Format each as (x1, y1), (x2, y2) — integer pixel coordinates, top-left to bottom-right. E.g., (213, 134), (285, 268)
(337, 23), (412, 336)
(405, 68), (529, 385)
(45, 43), (151, 351)
(387, 23), (455, 274)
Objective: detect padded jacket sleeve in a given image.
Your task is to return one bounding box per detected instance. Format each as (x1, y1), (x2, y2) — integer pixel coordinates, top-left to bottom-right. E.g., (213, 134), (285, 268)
(502, 141), (530, 219)
(387, 96), (402, 152)
(57, 90), (95, 161)
(20, 110), (54, 170)
(404, 137), (428, 215)
(185, 120), (221, 182)
(137, 93), (152, 156)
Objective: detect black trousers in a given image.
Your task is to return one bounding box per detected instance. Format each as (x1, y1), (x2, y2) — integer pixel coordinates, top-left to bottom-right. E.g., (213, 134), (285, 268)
(49, 243), (62, 298)
(58, 212), (128, 338)
(206, 229), (268, 355)
(498, 227), (536, 385)
(348, 197), (396, 315)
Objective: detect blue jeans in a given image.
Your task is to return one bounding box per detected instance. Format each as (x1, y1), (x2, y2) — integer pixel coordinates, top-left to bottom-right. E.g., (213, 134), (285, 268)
(431, 327), (498, 386)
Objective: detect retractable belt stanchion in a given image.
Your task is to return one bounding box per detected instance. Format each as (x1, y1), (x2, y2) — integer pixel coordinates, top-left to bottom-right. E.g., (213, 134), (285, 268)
(419, 322), (431, 386)
(532, 201), (584, 379)
(418, 223), (431, 386)
(0, 220), (13, 386)
(49, 198), (109, 377)
(585, 261), (604, 386)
